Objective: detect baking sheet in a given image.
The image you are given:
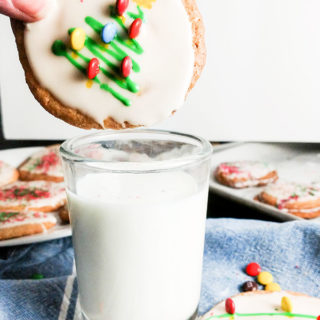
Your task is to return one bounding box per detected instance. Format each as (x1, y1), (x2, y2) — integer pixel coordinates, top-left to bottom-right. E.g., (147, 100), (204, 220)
(210, 142), (320, 221)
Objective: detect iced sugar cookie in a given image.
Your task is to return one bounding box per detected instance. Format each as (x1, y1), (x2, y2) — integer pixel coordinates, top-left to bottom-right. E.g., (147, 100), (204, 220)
(11, 0), (206, 129)
(215, 161), (278, 189)
(18, 145), (63, 182)
(0, 161), (19, 187)
(0, 181), (66, 212)
(256, 181), (320, 219)
(0, 211), (57, 240)
(201, 291), (320, 320)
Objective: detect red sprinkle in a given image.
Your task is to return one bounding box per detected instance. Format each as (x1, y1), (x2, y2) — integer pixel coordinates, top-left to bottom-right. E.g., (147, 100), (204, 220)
(129, 18), (142, 39)
(121, 56), (132, 78)
(87, 58), (100, 79)
(246, 262), (261, 277)
(116, 0), (129, 16)
(225, 298), (235, 314)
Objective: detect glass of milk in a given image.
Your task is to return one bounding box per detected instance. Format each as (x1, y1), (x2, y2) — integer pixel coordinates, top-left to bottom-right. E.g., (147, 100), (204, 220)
(60, 130), (212, 320)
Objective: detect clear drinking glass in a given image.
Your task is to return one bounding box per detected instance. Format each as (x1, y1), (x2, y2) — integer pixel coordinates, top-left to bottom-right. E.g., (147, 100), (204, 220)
(60, 129), (212, 320)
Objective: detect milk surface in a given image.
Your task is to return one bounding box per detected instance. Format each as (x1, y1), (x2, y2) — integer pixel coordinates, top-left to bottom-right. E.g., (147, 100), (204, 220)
(67, 171), (208, 320)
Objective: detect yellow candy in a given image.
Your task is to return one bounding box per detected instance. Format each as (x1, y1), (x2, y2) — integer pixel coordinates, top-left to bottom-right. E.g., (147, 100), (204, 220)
(70, 28), (86, 51)
(257, 271), (273, 285)
(265, 282), (281, 292)
(281, 296), (293, 312)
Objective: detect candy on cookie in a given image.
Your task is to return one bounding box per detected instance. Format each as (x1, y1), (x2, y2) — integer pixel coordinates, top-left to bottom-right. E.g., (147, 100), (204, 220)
(0, 211), (57, 240)
(18, 145), (63, 182)
(0, 181), (66, 212)
(201, 291), (320, 320)
(215, 161), (278, 189)
(0, 161), (19, 187)
(11, 0), (206, 129)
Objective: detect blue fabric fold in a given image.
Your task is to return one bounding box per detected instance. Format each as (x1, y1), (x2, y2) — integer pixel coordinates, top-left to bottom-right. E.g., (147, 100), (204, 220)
(0, 218), (320, 320)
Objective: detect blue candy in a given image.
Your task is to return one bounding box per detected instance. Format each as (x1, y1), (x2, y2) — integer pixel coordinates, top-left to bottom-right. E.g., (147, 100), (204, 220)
(101, 23), (117, 44)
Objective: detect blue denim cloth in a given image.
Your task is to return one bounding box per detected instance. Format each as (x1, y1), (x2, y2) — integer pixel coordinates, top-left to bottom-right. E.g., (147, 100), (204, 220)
(0, 218), (320, 320)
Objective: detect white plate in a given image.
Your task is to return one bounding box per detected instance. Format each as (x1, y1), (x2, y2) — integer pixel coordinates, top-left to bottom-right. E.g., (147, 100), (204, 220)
(210, 142), (320, 221)
(0, 146), (71, 247)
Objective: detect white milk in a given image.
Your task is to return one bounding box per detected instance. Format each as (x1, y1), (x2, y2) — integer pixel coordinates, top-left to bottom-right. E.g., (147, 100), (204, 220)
(67, 171), (208, 320)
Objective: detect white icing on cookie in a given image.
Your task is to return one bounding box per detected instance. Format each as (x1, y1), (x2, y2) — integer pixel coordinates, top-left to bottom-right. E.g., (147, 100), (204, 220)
(0, 161), (17, 187)
(262, 181), (320, 207)
(19, 145), (63, 178)
(0, 211), (57, 229)
(0, 181), (66, 209)
(23, 0), (195, 127)
(217, 161), (275, 180)
(202, 292), (320, 320)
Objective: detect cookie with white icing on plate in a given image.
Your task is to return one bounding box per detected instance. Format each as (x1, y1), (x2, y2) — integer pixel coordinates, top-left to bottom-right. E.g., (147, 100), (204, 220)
(0, 161), (19, 187)
(215, 161), (278, 189)
(0, 211), (57, 240)
(201, 291), (320, 320)
(11, 0), (206, 129)
(18, 145), (63, 182)
(59, 205), (70, 223)
(256, 181), (320, 219)
(0, 181), (66, 212)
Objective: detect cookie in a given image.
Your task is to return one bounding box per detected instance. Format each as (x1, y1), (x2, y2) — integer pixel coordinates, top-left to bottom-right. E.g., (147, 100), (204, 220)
(256, 181), (320, 219)
(0, 161), (19, 187)
(59, 205), (70, 223)
(0, 211), (56, 240)
(201, 291), (320, 319)
(18, 145), (63, 182)
(0, 181), (66, 212)
(215, 161), (278, 189)
(11, 0), (206, 129)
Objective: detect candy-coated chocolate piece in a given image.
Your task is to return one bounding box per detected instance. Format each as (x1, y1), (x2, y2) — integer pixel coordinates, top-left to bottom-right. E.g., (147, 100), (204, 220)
(225, 298), (235, 314)
(129, 18), (142, 39)
(32, 273), (44, 280)
(87, 58), (100, 79)
(121, 56), (132, 78)
(257, 271), (273, 285)
(317, 316), (320, 320)
(246, 262), (261, 277)
(116, 0), (129, 16)
(101, 23), (117, 44)
(242, 281), (258, 292)
(281, 296), (293, 312)
(70, 27), (86, 51)
(265, 282), (281, 292)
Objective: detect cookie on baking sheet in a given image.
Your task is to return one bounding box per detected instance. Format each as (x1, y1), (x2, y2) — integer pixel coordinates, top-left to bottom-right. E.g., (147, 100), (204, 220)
(11, 0), (206, 129)
(18, 145), (63, 182)
(201, 291), (320, 320)
(0, 161), (19, 187)
(0, 181), (66, 213)
(215, 161), (278, 189)
(59, 205), (70, 223)
(256, 181), (320, 219)
(0, 211), (57, 240)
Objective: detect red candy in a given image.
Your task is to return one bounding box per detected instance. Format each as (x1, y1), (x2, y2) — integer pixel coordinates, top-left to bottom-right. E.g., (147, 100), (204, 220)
(116, 0), (129, 16)
(246, 262), (261, 277)
(225, 298), (235, 314)
(87, 58), (100, 79)
(129, 18), (142, 39)
(317, 316), (320, 320)
(121, 56), (132, 78)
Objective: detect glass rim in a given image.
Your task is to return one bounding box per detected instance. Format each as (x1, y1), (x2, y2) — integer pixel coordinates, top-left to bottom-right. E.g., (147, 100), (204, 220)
(60, 129), (212, 173)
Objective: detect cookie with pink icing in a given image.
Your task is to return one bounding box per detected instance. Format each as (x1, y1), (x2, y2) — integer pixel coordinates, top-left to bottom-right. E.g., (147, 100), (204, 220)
(18, 145), (63, 182)
(201, 291), (320, 320)
(0, 181), (66, 212)
(215, 161), (278, 189)
(256, 181), (320, 219)
(11, 0), (206, 129)
(0, 211), (57, 240)
(0, 161), (19, 187)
